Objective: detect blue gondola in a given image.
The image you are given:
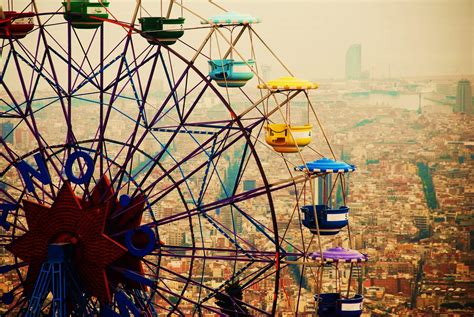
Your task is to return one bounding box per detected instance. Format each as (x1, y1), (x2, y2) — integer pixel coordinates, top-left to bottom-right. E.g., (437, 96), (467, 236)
(314, 293), (364, 317)
(301, 204), (349, 235)
(208, 59), (254, 88)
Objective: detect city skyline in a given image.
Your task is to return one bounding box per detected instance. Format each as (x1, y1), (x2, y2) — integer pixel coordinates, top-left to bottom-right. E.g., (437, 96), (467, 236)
(346, 44), (363, 80)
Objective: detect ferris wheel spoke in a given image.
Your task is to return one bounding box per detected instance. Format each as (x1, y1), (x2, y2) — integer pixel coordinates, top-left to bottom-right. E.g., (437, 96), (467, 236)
(0, 90), (22, 118)
(231, 202), (303, 254)
(109, 270), (180, 315)
(133, 47), (162, 127)
(10, 48), (83, 157)
(152, 263), (271, 316)
(110, 83), (212, 198)
(100, 46), (157, 107)
(71, 33), (131, 93)
(6, 41), (35, 110)
(98, 34), (136, 133)
(158, 249), (273, 263)
(152, 264), (264, 316)
(138, 126), (237, 205)
(24, 30), (57, 88)
(73, 43), (157, 184)
(30, 20), (84, 133)
(138, 296), (177, 315)
(90, 38), (148, 184)
(141, 121), (262, 210)
(101, 50), (221, 194)
(120, 58), (142, 107)
(145, 77), (208, 129)
(146, 63), (198, 128)
(139, 277), (188, 315)
(46, 40), (124, 94)
(196, 261), (275, 314)
(238, 264), (284, 300)
(127, 38), (149, 101)
(196, 213), (256, 260)
(102, 44), (156, 92)
(40, 26), (92, 76)
(10, 37), (66, 98)
(152, 175), (299, 230)
(1, 53), (63, 118)
(69, 27), (102, 90)
(150, 116), (260, 195)
(159, 50), (183, 122)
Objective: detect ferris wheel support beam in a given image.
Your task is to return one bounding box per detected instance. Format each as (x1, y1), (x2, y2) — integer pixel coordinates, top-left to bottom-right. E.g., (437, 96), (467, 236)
(67, 17), (73, 147)
(92, 2), (142, 186)
(99, 24), (105, 175)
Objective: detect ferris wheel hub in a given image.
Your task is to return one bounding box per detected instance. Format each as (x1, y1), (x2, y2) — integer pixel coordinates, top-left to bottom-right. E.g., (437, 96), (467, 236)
(5, 179), (149, 303)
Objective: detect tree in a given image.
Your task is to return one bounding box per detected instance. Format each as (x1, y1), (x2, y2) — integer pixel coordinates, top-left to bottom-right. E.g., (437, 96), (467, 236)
(215, 281), (250, 316)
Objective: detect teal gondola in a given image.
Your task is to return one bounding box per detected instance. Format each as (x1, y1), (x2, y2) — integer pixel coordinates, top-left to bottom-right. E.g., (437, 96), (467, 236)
(208, 59), (254, 88)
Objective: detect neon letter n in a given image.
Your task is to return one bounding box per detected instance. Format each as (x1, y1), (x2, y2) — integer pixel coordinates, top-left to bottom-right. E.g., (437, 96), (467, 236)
(17, 153), (51, 192)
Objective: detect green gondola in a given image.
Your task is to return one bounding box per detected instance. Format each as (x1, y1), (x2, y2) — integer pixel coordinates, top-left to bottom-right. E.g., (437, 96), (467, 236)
(62, 0), (110, 29)
(139, 17), (185, 45)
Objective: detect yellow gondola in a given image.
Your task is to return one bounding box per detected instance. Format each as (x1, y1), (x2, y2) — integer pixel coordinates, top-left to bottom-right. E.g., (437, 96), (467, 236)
(259, 77), (318, 153)
(265, 123), (312, 153)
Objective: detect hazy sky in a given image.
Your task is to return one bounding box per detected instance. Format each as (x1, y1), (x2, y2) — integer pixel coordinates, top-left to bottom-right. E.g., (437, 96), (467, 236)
(7, 0), (474, 80)
(113, 0), (474, 79)
(205, 0), (474, 79)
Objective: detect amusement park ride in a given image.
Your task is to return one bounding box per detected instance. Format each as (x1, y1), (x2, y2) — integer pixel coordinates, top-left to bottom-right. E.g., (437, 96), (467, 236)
(0, 0), (368, 316)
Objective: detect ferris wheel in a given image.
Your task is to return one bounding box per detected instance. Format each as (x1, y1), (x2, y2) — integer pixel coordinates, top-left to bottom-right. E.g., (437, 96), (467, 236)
(0, 0), (368, 316)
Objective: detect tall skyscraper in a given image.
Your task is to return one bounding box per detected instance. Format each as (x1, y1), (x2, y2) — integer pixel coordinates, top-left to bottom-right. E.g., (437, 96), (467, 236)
(317, 175), (332, 207)
(345, 44), (362, 80)
(455, 79), (473, 114)
(221, 206), (243, 234)
(1, 121), (14, 144)
(261, 65), (272, 81)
